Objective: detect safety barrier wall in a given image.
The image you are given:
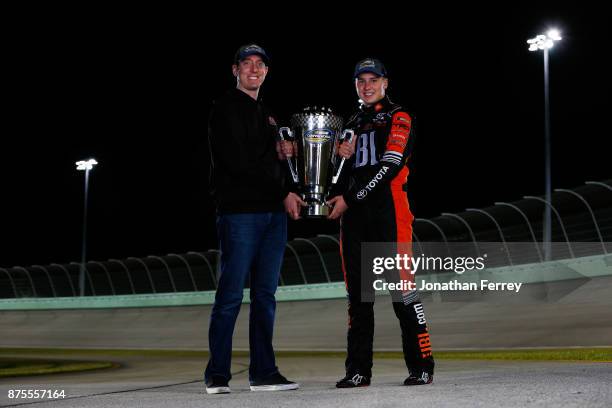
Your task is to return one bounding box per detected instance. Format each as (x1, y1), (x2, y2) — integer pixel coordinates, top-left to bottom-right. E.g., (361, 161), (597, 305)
(1, 180), (610, 299)
(1, 252), (610, 310)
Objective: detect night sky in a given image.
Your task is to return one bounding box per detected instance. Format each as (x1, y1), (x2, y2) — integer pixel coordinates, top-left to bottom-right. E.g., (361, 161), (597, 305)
(2, 6), (610, 267)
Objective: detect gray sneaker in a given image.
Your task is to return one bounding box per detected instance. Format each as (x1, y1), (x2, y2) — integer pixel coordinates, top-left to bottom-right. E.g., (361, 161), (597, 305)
(206, 376), (231, 394)
(250, 373), (299, 392)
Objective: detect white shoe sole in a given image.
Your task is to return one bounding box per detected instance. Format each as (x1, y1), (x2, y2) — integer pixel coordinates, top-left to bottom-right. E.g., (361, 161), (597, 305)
(206, 386), (231, 394)
(250, 383), (299, 392)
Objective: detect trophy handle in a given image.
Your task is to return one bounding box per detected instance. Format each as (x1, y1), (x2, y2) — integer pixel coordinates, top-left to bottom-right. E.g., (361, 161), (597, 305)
(331, 129), (354, 185)
(278, 127), (299, 184)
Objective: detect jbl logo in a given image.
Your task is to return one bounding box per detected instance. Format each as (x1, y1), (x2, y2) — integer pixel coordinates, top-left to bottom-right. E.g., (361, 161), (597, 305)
(354, 131), (378, 168)
(418, 332), (432, 358)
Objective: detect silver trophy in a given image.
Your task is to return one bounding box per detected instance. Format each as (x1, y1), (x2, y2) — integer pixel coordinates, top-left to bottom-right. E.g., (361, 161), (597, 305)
(279, 107), (354, 217)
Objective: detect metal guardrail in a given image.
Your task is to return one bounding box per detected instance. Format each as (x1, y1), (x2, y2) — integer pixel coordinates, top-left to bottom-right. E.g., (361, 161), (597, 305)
(2, 253), (611, 310)
(1, 181), (610, 299)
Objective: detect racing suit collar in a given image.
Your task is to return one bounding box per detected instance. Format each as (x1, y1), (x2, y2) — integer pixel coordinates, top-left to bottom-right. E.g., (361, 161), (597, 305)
(360, 95), (392, 113)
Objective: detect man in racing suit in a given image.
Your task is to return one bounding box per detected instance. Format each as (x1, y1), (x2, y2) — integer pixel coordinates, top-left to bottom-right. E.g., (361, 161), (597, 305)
(328, 58), (434, 387)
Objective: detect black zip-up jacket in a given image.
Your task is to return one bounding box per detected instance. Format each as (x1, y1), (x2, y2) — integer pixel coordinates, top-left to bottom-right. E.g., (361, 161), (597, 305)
(208, 88), (289, 214)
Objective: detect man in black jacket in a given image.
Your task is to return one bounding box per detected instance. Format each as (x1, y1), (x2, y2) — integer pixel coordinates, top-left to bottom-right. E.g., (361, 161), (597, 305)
(204, 44), (303, 394)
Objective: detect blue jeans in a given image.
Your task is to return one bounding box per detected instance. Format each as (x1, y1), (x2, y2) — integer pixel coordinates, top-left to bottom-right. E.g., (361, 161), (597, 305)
(204, 212), (287, 383)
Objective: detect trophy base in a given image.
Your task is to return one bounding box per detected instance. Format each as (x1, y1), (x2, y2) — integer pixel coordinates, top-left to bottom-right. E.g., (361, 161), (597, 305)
(302, 203), (330, 218)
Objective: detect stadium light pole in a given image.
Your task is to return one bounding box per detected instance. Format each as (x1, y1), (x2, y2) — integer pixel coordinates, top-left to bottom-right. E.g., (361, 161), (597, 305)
(76, 158), (98, 296)
(527, 29), (562, 261)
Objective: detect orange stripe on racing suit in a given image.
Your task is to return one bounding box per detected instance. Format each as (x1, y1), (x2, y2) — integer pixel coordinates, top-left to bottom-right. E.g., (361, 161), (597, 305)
(387, 112), (415, 292)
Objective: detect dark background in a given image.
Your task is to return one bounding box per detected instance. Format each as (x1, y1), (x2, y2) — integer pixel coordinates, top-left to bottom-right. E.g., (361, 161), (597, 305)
(2, 6), (610, 267)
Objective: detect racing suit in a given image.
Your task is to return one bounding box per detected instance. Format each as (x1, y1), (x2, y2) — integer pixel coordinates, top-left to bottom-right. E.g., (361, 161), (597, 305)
(338, 95), (434, 378)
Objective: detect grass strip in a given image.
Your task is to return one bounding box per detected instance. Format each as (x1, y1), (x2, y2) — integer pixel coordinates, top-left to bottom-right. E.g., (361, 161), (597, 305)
(0, 358), (116, 378)
(1, 347), (611, 362)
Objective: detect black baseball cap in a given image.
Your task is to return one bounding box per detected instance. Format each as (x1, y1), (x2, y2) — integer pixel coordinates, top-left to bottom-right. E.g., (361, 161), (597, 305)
(234, 43), (270, 65)
(353, 58), (387, 78)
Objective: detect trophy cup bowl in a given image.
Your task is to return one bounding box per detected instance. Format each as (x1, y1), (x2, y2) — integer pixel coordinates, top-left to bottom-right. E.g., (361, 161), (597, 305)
(279, 107), (354, 218)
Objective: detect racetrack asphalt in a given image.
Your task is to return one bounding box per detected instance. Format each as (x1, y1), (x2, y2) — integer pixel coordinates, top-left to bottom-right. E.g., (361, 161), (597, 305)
(1, 352), (611, 407)
(1, 276), (611, 407)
